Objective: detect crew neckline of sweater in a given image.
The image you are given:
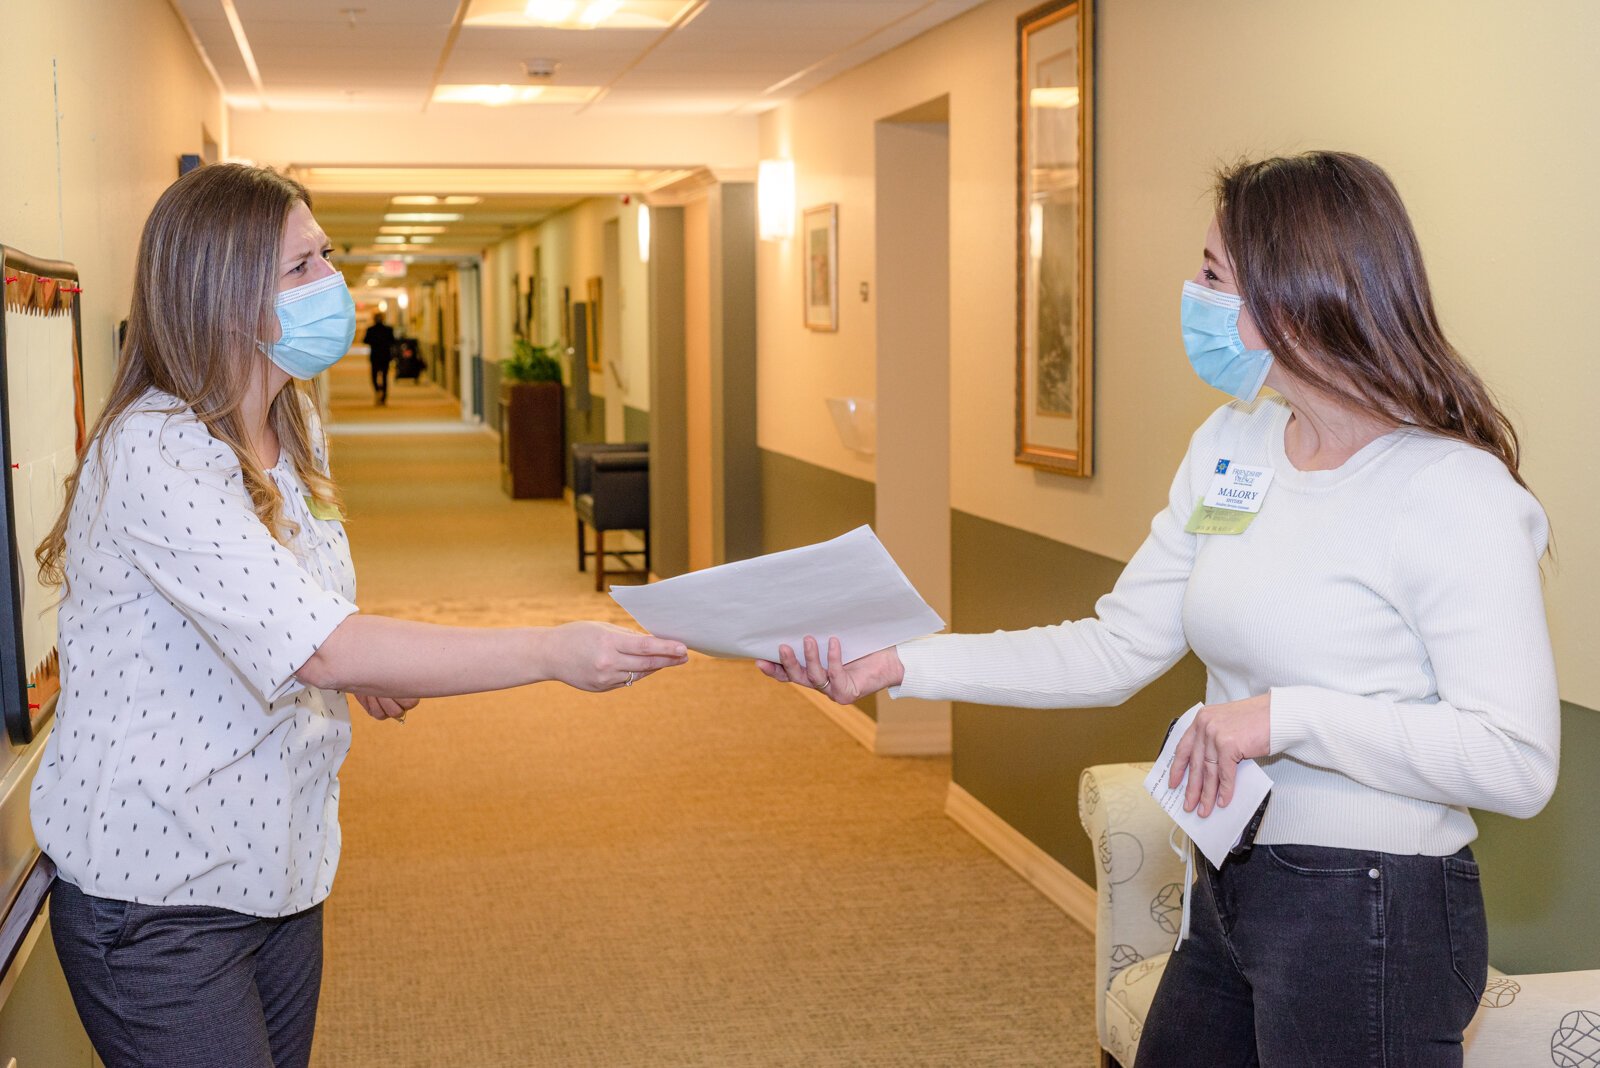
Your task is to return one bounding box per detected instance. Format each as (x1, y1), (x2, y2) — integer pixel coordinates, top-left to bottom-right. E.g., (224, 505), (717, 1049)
(1264, 398), (1416, 492)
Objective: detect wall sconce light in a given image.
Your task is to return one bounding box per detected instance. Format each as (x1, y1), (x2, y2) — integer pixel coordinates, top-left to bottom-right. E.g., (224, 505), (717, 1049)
(637, 203), (652, 263)
(758, 159), (795, 241)
(826, 396), (876, 456)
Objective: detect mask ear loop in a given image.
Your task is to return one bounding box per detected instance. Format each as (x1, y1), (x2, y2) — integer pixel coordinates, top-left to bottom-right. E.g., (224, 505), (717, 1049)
(1168, 824), (1194, 949)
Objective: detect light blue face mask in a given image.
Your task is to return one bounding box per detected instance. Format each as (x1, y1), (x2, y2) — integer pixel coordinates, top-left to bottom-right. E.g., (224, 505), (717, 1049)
(1179, 280), (1274, 403)
(260, 272), (356, 380)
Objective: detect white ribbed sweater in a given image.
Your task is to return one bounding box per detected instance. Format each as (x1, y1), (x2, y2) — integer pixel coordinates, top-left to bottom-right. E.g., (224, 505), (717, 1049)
(893, 398), (1559, 855)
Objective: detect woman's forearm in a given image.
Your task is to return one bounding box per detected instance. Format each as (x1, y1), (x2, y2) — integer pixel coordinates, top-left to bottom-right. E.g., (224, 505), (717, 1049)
(296, 614), (551, 697)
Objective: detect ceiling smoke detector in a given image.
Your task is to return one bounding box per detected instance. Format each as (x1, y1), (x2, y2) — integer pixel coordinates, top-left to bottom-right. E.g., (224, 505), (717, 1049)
(522, 58), (560, 80)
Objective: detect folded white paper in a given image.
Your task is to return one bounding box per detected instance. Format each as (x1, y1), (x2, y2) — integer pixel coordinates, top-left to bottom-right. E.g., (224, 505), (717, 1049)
(1143, 703), (1274, 867)
(609, 525), (945, 663)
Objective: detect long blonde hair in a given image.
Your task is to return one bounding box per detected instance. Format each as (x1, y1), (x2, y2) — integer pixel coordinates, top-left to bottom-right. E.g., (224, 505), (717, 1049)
(37, 163), (342, 588)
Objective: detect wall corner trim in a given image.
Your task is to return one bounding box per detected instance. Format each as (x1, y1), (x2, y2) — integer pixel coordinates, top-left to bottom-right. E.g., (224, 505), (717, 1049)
(944, 782), (1095, 933)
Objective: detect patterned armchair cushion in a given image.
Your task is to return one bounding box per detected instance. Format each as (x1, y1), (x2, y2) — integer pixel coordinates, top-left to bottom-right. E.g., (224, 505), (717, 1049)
(1463, 970), (1600, 1067)
(1077, 763), (1188, 1055)
(1079, 763), (1600, 1068)
(1104, 952), (1169, 1066)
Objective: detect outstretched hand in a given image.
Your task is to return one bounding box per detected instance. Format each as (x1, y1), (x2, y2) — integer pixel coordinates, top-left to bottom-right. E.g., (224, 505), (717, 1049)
(545, 621), (689, 692)
(756, 635), (904, 705)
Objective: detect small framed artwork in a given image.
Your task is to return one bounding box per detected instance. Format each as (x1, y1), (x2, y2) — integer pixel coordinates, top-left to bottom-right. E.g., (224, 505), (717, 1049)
(1016, 0), (1095, 477)
(802, 204), (838, 332)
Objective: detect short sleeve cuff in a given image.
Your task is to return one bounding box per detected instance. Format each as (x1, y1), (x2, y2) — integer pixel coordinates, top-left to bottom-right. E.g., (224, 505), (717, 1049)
(262, 592), (360, 703)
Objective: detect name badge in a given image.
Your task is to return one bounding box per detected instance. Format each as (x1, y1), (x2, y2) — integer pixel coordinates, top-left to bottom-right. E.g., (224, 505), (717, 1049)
(304, 494), (345, 522)
(1184, 459), (1274, 536)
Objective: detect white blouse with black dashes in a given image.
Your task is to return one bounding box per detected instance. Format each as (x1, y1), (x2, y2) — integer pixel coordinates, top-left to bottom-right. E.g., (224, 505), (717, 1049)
(32, 391), (359, 918)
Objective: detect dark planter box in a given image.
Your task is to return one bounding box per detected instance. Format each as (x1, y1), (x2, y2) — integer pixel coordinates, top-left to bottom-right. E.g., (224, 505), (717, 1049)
(499, 380), (564, 499)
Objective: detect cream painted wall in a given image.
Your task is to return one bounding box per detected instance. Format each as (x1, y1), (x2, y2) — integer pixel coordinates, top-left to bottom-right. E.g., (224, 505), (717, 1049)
(481, 198), (651, 419)
(0, 0), (225, 410)
(231, 108), (756, 173)
(757, 0), (1600, 708)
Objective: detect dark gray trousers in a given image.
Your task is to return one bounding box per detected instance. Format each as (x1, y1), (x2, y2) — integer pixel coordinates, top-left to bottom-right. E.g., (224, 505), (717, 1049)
(50, 878), (323, 1068)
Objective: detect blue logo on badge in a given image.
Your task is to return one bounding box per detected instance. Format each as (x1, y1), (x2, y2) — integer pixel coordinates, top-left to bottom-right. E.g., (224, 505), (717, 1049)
(1215, 459), (1230, 474)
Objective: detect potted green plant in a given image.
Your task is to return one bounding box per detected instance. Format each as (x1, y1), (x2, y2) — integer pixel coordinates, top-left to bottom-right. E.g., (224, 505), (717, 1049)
(499, 339), (565, 498)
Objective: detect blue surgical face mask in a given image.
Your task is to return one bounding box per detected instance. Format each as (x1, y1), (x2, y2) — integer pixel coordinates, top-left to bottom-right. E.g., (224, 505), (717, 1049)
(1179, 280), (1274, 403)
(259, 272), (356, 380)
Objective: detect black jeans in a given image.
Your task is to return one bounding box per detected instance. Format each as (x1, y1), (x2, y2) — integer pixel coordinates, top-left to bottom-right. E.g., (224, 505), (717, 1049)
(50, 878), (324, 1068)
(1135, 843), (1486, 1068)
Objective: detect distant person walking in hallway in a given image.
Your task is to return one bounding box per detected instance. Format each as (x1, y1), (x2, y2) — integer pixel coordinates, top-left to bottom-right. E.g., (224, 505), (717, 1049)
(362, 310), (395, 405)
(761, 151), (1559, 1067)
(30, 163), (688, 1068)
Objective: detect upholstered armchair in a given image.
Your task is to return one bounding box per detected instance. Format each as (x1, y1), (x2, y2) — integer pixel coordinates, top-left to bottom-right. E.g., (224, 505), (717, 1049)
(571, 442), (649, 591)
(1077, 762), (1600, 1068)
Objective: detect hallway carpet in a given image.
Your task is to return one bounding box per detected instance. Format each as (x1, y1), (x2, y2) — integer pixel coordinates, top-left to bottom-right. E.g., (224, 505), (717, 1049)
(310, 378), (1098, 1066)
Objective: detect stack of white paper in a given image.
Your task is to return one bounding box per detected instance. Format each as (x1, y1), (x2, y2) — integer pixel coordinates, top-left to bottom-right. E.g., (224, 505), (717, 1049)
(610, 525), (944, 663)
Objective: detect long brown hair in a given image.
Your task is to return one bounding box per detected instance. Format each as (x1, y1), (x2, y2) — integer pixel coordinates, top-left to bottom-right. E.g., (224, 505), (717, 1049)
(1215, 151), (1528, 488)
(37, 163), (341, 588)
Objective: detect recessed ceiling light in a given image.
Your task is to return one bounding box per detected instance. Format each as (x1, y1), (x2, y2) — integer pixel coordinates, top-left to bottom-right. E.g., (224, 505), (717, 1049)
(391, 195), (483, 206)
(432, 84), (599, 107)
(374, 235), (408, 244)
(384, 212), (465, 223)
(463, 0), (695, 30)
(380, 225), (448, 235)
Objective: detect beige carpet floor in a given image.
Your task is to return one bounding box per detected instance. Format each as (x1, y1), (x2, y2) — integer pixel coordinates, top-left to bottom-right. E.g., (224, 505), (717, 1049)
(310, 362), (1099, 1067)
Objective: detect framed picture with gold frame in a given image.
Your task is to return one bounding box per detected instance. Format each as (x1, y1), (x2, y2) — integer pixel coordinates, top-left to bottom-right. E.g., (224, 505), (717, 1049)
(585, 276), (603, 372)
(802, 204), (838, 332)
(1015, 0), (1094, 477)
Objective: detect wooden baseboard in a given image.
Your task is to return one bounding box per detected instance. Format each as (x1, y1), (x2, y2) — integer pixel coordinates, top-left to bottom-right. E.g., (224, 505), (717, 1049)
(795, 686), (878, 750)
(944, 782), (1095, 933)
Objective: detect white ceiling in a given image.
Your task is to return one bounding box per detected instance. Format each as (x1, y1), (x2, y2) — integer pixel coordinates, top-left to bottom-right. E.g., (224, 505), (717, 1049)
(172, 0), (990, 115)
(171, 0), (987, 260)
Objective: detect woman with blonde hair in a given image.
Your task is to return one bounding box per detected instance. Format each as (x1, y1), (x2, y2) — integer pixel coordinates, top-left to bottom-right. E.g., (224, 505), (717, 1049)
(762, 151), (1558, 1065)
(32, 163), (687, 1068)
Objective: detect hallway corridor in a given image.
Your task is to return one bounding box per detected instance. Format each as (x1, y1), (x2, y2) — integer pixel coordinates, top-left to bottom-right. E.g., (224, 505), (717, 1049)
(309, 367), (1098, 1065)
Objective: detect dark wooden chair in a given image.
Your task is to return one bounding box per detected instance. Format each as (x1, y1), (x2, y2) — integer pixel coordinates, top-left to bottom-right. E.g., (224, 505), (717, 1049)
(572, 442), (650, 591)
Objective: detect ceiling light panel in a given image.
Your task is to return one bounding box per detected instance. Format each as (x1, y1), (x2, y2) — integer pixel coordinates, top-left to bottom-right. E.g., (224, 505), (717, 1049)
(433, 84), (600, 106)
(380, 226), (450, 234)
(385, 212), (466, 222)
(463, 0), (697, 30)
(391, 196), (484, 206)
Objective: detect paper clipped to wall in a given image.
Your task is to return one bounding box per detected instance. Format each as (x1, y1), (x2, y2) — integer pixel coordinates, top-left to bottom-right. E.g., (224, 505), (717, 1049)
(609, 525), (945, 663)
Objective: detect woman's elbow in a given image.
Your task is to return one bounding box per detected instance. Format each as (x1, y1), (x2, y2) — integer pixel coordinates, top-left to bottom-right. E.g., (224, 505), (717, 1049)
(1485, 745), (1559, 820)
(295, 645), (339, 691)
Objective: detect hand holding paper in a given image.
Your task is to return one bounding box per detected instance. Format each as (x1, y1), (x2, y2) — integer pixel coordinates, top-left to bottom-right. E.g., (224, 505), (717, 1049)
(1144, 703), (1274, 868)
(609, 526), (944, 665)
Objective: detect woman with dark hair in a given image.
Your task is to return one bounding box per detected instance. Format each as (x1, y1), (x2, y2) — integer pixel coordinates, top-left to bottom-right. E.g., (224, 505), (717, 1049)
(760, 151), (1558, 1065)
(32, 163), (687, 1068)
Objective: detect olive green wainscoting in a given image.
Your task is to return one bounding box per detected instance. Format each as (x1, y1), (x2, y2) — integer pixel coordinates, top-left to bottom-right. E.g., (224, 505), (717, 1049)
(1474, 700), (1600, 974)
(948, 510), (1206, 880)
(758, 449), (876, 719)
(624, 405), (650, 444)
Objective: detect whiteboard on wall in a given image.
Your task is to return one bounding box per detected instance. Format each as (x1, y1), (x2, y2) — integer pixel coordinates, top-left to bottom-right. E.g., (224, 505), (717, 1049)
(0, 247), (86, 746)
